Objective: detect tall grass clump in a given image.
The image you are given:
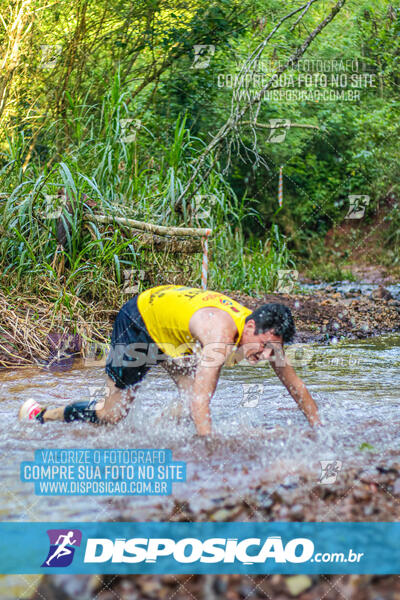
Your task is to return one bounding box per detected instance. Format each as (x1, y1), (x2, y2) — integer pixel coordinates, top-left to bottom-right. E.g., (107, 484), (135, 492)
(0, 74), (295, 313)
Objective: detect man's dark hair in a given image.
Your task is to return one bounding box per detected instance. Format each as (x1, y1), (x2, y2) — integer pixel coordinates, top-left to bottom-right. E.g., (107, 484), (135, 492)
(245, 303), (295, 343)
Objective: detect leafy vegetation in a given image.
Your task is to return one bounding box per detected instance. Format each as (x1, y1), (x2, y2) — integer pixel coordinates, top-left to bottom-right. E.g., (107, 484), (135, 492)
(1, 0), (399, 313)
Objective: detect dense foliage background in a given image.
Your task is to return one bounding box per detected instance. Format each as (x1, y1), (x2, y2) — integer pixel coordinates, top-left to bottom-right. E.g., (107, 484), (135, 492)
(0, 0), (399, 307)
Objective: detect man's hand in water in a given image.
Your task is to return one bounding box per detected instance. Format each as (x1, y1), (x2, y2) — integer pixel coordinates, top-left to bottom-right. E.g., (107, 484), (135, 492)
(271, 359), (321, 427)
(190, 356), (222, 436)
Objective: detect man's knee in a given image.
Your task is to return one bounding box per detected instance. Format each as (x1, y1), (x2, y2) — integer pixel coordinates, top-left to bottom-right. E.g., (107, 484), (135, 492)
(95, 385), (135, 424)
(95, 403), (126, 424)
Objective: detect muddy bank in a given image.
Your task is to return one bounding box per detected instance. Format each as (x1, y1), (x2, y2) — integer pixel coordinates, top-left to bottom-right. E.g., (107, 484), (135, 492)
(169, 462), (400, 523)
(1, 284), (399, 368)
(228, 286), (400, 343)
(100, 460), (400, 524)
(0, 289), (111, 368)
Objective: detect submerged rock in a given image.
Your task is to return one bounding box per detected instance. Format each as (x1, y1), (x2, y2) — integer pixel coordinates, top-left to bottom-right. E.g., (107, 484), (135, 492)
(370, 285), (393, 301)
(285, 575), (313, 596)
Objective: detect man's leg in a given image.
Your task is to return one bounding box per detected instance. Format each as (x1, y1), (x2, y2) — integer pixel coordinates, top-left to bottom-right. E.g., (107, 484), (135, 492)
(36, 376), (134, 424)
(20, 295), (154, 424)
(161, 357), (196, 418)
(95, 377), (136, 424)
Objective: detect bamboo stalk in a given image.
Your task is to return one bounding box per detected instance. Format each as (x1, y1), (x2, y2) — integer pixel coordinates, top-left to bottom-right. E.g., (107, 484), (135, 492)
(85, 214), (212, 238)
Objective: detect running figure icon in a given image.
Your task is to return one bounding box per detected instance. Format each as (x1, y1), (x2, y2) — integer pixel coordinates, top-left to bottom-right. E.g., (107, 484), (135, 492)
(45, 531), (77, 566)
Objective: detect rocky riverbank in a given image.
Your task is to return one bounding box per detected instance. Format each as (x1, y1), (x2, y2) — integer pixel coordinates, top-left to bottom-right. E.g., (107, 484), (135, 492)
(228, 284), (400, 343)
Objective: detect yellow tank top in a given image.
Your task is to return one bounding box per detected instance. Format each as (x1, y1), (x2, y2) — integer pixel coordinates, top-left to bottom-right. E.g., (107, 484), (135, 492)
(137, 285), (251, 357)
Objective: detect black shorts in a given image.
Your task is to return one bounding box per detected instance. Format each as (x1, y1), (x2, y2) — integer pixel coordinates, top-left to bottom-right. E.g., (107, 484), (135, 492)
(105, 296), (156, 389)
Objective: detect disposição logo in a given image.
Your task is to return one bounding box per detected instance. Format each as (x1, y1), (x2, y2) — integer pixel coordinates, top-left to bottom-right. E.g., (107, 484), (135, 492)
(42, 529), (82, 567)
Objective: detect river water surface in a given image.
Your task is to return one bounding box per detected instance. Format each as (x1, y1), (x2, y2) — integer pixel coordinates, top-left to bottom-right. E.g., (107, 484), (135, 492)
(1, 335), (399, 522)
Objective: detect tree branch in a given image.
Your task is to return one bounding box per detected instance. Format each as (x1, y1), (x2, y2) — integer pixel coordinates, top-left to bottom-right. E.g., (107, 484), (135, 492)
(174, 0), (347, 207)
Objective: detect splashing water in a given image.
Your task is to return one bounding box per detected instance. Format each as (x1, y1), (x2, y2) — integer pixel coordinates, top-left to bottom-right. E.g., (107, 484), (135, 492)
(0, 335), (399, 521)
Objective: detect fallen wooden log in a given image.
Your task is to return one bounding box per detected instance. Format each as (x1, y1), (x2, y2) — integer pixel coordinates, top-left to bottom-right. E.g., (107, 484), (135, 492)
(85, 214), (212, 238)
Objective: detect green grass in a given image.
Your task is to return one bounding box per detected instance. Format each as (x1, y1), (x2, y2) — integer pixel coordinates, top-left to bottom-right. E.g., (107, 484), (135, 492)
(305, 263), (358, 283)
(0, 80), (295, 312)
(211, 225), (296, 294)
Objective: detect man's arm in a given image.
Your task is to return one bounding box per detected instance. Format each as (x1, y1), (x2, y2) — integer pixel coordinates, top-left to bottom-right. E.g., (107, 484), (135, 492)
(190, 357), (222, 435)
(189, 310), (238, 435)
(271, 359), (321, 427)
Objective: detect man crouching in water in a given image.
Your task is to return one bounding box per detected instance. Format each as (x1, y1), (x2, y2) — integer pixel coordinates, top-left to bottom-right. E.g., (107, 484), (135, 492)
(20, 285), (321, 433)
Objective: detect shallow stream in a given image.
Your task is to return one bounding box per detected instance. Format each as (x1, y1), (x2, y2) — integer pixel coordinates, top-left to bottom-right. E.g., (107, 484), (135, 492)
(0, 335), (399, 521)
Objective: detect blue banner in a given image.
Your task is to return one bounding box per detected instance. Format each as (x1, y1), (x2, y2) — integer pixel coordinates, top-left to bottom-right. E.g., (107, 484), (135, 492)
(0, 522), (399, 574)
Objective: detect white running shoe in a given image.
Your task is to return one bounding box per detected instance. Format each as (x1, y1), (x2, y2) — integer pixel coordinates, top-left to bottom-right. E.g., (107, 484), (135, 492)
(19, 398), (45, 422)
